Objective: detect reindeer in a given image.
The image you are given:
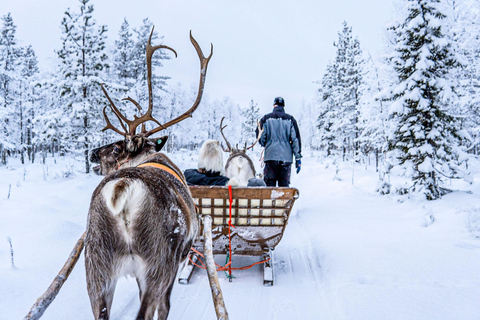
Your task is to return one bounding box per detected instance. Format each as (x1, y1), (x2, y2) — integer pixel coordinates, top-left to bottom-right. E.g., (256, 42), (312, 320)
(219, 117), (263, 186)
(85, 28), (212, 320)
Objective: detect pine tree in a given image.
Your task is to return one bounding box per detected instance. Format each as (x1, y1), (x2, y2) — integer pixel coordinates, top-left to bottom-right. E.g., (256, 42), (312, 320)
(387, 0), (468, 200)
(130, 18), (172, 127)
(358, 53), (389, 169)
(241, 99), (260, 146)
(32, 77), (63, 163)
(114, 18), (135, 89)
(0, 13), (19, 165)
(316, 21), (364, 159)
(445, 0), (480, 154)
(17, 45), (39, 164)
(299, 100), (319, 151)
(316, 62), (340, 156)
(55, 0), (109, 173)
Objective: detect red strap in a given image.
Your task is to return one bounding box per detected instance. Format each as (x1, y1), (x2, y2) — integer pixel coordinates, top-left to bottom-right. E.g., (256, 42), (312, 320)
(228, 185), (234, 278)
(186, 185), (271, 276)
(188, 247), (269, 272)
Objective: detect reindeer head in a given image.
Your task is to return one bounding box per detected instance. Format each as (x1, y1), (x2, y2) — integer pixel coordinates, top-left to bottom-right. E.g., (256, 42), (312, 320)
(219, 116), (263, 154)
(90, 136), (168, 175)
(90, 27), (213, 176)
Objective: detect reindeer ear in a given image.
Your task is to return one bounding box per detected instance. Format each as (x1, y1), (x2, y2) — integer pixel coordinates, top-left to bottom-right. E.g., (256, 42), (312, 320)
(152, 136), (168, 152)
(126, 135), (145, 153)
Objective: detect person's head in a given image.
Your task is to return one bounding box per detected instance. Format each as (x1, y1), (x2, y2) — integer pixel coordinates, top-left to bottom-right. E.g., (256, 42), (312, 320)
(198, 140), (225, 175)
(273, 96), (285, 107)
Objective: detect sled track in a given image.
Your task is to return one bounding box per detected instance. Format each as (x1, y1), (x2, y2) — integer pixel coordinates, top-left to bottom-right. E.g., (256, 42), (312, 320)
(281, 210), (342, 320)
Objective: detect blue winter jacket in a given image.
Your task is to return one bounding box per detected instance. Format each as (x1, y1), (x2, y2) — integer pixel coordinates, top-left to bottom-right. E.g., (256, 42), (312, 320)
(256, 106), (302, 163)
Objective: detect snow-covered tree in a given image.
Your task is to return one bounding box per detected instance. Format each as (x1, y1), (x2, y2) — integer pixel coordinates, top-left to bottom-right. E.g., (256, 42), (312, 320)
(316, 62), (340, 156)
(54, 0), (109, 173)
(357, 53), (389, 169)
(316, 21), (364, 159)
(386, 0), (469, 200)
(298, 99), (320, 151)
(0, 13), (19, 164)
(444, 0), (480, 154)
(130, 18), (173, 124)
(114, 18), (135, 89)
(16, 45), (39, 164)
(240, 99), (260, 147)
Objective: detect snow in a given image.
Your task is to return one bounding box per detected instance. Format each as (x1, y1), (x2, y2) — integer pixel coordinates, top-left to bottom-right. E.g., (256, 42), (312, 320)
(270, 190), (285, 200)
(1, 151), (480, 320)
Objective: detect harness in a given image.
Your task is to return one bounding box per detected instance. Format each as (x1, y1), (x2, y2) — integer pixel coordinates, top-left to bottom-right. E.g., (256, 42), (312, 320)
(137, 162), (185, 185)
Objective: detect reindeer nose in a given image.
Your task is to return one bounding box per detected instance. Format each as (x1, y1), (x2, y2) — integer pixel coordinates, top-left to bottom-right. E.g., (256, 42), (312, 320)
(90, 148), (100, 163)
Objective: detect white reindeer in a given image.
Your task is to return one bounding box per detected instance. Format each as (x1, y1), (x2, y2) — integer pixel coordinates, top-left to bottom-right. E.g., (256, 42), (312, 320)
(219, 117), (264, 186)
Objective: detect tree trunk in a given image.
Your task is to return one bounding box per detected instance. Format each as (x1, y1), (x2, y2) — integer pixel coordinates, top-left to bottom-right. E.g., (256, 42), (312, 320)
(20, 83), (25, 165)
(84, 113), (89, 174)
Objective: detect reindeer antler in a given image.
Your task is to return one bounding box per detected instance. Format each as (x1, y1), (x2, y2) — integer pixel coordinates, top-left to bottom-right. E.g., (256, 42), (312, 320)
(144, 31), (213, 137)
(101, 27), (213, 138)
(246, 121), (263, 150)
(219, 117), (233, 152)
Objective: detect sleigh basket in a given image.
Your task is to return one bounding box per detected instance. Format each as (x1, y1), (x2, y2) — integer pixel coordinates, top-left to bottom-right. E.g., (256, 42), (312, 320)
(179, 186), (299, 286)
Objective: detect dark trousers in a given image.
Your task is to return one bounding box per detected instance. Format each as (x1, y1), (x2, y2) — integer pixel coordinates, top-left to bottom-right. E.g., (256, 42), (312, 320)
(263, 161), (291, 187)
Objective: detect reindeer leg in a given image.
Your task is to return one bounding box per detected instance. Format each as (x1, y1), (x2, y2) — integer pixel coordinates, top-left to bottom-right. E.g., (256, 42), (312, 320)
(136, 287), (159, 320)
(136, 278), (143, 300)
(156, 281), (175, 320)
(87, 280), (116, 320)
(85, 245), (118, 320)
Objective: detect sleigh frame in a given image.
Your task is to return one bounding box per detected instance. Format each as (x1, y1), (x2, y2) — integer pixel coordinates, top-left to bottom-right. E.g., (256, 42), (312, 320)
(179, 186), (299, 286)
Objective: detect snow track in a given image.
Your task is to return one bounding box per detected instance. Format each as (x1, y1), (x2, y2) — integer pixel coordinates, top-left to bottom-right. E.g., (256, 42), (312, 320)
(3, 154), (480, 319)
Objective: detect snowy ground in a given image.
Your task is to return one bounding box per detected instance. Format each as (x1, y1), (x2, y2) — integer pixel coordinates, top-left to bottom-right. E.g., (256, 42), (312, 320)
(1, 150), (480, 320)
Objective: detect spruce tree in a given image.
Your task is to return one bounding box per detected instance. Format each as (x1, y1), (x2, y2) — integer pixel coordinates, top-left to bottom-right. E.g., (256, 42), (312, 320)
(445, 0), (480, 154)
(17, 45), (39, 164)
(387, 0), (468, 200)
(316, 21), (363, 159)
(55, 0), (109, 173)
(0, 13), (19, 165)
(358, 53), (389, 169)
(131, 18), (172, 127)
(114, 18), (135, 89)
(316, 62), (340, 156)
(241, 99), (260, 146)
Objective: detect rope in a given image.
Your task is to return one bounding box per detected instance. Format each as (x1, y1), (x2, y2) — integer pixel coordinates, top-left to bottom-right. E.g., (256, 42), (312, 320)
(227, 185), (234, 281)
(188, 185), (271, 279)
(116, 156), (131, 170)
(188, 247), (269, 272)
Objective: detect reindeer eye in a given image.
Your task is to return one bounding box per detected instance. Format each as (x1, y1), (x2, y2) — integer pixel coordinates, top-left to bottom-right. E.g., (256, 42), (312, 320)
(113, 146), (120, 154)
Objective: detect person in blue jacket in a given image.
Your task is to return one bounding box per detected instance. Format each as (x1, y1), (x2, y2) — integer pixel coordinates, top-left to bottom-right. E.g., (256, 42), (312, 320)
(256, 97), (302, 187)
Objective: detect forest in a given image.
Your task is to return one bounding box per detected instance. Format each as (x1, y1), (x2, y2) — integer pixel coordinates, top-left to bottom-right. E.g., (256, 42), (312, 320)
(1, 0), (480, 200)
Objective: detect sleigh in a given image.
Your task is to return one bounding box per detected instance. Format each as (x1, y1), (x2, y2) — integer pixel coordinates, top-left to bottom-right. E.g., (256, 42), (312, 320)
(179, 185), (299, 286)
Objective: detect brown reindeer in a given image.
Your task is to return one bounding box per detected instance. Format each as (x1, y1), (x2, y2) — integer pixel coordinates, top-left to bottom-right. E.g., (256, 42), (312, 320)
(85, 28), (212, 320)
(219, 117), (263, 186)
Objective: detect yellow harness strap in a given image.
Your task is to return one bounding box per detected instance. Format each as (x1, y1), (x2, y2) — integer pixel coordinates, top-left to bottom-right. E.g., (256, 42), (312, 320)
(137, 162), (185, 185)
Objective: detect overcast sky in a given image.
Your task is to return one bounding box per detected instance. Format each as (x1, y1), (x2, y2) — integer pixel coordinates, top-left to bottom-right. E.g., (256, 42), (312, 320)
(2, 0), (395, 115)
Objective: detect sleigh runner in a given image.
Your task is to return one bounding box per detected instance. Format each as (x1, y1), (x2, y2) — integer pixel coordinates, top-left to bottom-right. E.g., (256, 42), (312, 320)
(179, 185), (299, 286)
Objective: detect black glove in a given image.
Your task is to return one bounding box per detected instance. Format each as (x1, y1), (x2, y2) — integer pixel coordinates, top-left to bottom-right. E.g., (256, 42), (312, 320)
(295, 159), (301, 174)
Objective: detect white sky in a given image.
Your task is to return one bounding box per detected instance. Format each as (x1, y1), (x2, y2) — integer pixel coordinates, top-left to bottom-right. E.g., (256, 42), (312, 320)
(2, 0), (394, 115)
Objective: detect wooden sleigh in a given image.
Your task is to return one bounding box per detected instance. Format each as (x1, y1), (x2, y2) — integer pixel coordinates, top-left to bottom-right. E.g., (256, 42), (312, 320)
(179, 185), (299, 286)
